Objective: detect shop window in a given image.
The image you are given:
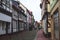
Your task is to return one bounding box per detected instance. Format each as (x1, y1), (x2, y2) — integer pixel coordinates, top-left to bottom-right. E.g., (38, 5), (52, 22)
(13, 20), (17, 32)
(24, 23), (27, 30)
(7, 22), (11, 33)
(53, 10), (59, 40)
(2, 22), (6, 30)
(19, 22), (24, 31)
(0, 21), (6, 35)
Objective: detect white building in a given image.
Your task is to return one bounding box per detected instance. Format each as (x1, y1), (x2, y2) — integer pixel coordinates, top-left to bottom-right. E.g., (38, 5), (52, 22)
(0, 0), (12, 35)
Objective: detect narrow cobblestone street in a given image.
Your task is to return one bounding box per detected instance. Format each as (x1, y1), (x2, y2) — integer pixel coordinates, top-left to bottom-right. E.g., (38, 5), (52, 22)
(0, 0), (60, 40)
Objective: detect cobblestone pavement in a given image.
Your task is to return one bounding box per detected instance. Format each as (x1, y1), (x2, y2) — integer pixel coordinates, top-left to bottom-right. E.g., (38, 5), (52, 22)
(34, 29), (49, 40)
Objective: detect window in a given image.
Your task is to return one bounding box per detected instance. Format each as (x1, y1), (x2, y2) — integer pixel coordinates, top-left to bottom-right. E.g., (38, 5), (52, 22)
(19, 22), (24, 31)
(24, 23), (27, 30)
(0, 21), (6, 35)
(22, 22), (24, 30)
(2, 0), (5, 4)
(0, 0), (12, 12)
(0, 0), (3, 8)
(53, 10), (59, 40)
(2, 22), (6, 30)
(13, 20), (17, 32)
(6, 0), (10, 8)
(13, 9), (18, 20)
(0, 0), (1, 5)
(54, 12), (59, 30)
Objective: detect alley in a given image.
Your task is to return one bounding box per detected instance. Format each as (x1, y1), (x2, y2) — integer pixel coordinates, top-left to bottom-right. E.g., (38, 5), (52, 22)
(0, 0), (60, 40)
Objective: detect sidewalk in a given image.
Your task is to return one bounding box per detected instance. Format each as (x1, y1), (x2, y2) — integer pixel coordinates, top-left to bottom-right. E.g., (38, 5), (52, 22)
(34, 29), (49, 40)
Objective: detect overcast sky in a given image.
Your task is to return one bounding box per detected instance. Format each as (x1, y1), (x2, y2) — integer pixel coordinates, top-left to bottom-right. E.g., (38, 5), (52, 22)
(19, 0), (41, 22)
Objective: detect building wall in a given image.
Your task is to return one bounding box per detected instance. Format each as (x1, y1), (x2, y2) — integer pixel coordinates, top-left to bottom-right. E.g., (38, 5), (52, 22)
(19, 3), (27, 31)
(19, 2), (27, 15)
(0, 0), (12, 35)
(41, 0), (45, 18)
(40, 0), (48, 35)
(0, 0), (33, 38)
(50, 0), (60, 40)
(26, 10), (30, 30)
(27, 10), (32, 29)
(12, 1), (19, 32)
